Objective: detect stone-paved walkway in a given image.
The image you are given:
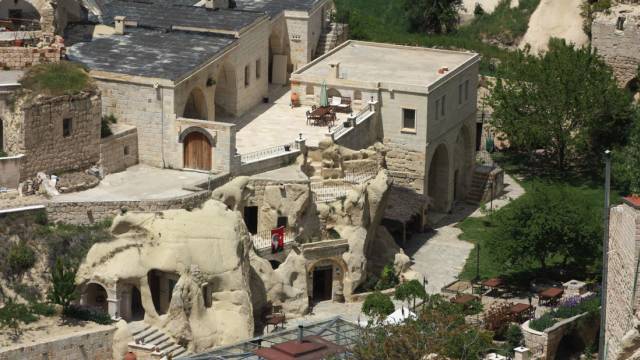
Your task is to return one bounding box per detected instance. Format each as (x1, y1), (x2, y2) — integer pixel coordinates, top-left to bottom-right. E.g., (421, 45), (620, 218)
(405, 173), (525, 294)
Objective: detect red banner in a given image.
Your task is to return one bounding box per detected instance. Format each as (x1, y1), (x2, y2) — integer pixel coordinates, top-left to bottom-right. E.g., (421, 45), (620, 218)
(271, 226), (285, 253)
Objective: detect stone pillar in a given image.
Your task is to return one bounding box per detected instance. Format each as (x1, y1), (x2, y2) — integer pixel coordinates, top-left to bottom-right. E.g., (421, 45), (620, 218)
(514, 347), (531, 360)
(295, 135), (306, 154)
(114, 16), (126, 35)
(347, 113), (356, 127)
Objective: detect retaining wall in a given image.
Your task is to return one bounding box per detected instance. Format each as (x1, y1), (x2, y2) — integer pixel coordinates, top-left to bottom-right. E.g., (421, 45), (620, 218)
(522, 312), (599, 359)
(0, 325), (116, 360)
(0, 45), (61, 70)
(334, 111), (380, 151)
(236, 150), (301, 177)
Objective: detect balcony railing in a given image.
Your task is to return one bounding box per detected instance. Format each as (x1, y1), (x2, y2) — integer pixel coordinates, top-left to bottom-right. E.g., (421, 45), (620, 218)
(239, 142), (299, 164)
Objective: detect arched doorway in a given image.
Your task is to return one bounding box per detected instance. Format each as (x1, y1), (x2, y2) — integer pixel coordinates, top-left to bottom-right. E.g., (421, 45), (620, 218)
(309, 259), (344, 303)
(131, 286), (145, 321)
(454, 125), (473, 201)
(1, 0), (42, 31)
(148, 270), (179, 315)
(85, 283), (108, 313)
(428, 144), (450, 212)
(327, 88), (341, 99)
(183, 87), (208, 120)
(183, 131), (212, 171)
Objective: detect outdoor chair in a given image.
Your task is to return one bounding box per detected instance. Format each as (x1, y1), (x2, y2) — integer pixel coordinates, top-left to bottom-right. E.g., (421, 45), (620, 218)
(263, 304), (286, 332)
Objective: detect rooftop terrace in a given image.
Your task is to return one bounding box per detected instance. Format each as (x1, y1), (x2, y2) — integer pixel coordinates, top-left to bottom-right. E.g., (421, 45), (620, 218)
(294, 41), (479, 90)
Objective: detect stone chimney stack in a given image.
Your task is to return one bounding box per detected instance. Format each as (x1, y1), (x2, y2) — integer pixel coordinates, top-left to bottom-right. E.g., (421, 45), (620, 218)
(114, 16), (126, 35)
(329, 62), (340, 79)
(514, 347), (531, 360)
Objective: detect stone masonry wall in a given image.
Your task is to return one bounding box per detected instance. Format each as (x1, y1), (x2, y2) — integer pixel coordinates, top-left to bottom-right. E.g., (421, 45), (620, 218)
(99, 125), (138, 174)
(592, 5), (640, 86)
(605, 202), (640, 359)
(0, 325), (115, 360)
(17, 91), (101, 180)
(0, 46), (61, 70)
(46, 190), (212, 225)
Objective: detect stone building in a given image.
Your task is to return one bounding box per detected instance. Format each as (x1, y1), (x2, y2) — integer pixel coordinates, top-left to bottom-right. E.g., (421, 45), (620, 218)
(604, 196), (640, 359)
(592, 2), (640, 89)
(1, 89), (102, 180)
(291, 41), (480, 212)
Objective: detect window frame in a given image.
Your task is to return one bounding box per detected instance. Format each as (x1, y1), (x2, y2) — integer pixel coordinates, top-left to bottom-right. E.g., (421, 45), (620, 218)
(244, 64), (250, 88)
(401, 108), (416, 133)
(62, 118), (72, 138)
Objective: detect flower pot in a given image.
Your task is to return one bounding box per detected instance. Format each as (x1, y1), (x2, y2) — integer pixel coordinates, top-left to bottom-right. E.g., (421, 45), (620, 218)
(284, 144), (291, 151)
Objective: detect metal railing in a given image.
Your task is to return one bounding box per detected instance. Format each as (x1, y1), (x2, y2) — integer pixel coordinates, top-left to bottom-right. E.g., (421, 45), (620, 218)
(239, 142), (299, 164)
(343, 163), (379, 184)
(310, 181), (355, 203)
(250, 229), (297, 251)
(328, 105), (373, 140)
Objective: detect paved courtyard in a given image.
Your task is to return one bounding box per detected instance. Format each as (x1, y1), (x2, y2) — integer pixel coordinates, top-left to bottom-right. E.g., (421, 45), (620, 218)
(229, 85), (350, 154)
(55, 165), (211, 201)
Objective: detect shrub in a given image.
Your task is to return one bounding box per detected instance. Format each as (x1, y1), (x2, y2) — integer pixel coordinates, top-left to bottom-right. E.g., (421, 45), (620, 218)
(362, 291), (395, 319)
(20, 62), (92, 97)
(394, 279), (426, 309)
(64, 304), (113, 325)
(13, 282), (42, 302)
(0, 299), (38, 337)
(529, 313), (556, 331)
(100, 114), (117, 138)
(30, 302), (56, 317)
(7, 242), (37, 276)
(505, 324), (523, 349)
(48, 258), (78, 310)
(474, 3), (485, 16)
(483, 302), (513, 339)
(375, 264), (399, 290)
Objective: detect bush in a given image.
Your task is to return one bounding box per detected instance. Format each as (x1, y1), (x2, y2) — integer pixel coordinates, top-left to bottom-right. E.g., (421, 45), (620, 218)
(20, 62), (92, 97)
(529, 295), (601, 331)
(48, 258), (78, 310)
(0, 299), (38, 337)
(529, 313), (556, 331)
(100, 114), (117, 138)
(7, 242), (37, 276)
(63, 304), (113, 325)
(362, 291), (395, 319)
(474, 3), (485, 16)
(505, 324), (523, 349)
(375, 264), (399, 290)
(13, 282), (42, 302)
(30, 302), (56, 317)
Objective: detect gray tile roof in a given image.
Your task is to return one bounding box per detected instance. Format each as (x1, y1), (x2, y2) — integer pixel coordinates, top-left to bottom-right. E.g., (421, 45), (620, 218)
(229, 0), (322, 17)
(99, 0), (265, 32)
(67, 29), (236, 81)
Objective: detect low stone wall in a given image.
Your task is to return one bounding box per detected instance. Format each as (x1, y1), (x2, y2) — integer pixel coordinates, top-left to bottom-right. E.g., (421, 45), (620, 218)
(0, 154), (22, 189)
(236, 150), (301, 177)
(0, 325), (116, 360)
(100, 125), (139, 174)
(0, 45), (62, 70)
(334, 110), (380, 151)
(46, 190), (212, 225)
(522, 312), (599, 359)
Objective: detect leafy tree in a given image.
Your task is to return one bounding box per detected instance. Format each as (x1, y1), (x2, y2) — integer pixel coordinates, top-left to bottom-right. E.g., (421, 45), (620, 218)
(354, 294), (492, 359)
(613, 110), (640, 195)
(394, 280), (426, 309)
(490, 183), (601, 270)
(375, 264), (399, 290)
(488, 39), (634, 172)
(48, 258), (78, 311)
(362, 291), (395, 320)
(0, 298), (37, 337)
(404, 0), (464, 34)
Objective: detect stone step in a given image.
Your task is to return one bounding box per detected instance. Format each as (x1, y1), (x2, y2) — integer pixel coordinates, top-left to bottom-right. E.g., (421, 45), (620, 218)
(164, 344), (182, 355)
(130, 324), (151, 337)
(156, 338), (175, 351)
(147, 333), (169, 345)
(172, 347), (188, 358)
(134, 328), (158, 342)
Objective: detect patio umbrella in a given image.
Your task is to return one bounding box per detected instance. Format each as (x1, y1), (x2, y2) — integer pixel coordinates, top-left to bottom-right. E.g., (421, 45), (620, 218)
(319, 81), (328, 107)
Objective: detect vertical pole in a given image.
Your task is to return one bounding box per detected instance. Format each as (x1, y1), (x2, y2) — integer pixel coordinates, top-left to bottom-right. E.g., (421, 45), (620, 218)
(476, 243), (480, 282)
(598, 150), (611, 360)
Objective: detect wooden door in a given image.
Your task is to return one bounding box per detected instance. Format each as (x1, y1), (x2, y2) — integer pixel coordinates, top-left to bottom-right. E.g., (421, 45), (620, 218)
(183, 132), (211, 171)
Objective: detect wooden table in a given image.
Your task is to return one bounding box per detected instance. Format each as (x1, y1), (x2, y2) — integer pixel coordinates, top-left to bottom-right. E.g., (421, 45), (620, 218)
(309, 106), (333, 126)
(265, 314), (286, 331)
(482, 278), (504, 288)
(451, 294), (478, 306)
(539, 287), (564, 306)
(510, 303), (534, 323)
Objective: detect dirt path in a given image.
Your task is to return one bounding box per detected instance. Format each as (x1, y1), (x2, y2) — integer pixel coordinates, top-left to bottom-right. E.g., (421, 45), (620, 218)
(520, 0), (588, 54)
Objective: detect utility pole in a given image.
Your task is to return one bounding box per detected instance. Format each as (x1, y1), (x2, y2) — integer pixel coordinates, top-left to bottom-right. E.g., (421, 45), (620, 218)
(598, 150), (612, 360)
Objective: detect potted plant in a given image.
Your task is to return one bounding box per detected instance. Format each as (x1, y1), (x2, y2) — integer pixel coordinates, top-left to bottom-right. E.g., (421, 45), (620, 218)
(284, 144), (291, 151)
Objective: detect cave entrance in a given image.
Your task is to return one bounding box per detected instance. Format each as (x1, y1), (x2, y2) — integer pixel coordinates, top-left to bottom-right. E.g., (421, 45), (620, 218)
(131, 287), (145, 321)
(312, 265), (333, 302)
(85, 283), (108, 313)
(243, 206), (258, 235)
(148, 269), (179, 315)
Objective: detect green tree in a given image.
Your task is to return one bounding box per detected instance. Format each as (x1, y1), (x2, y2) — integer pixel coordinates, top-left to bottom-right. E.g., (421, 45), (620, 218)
(0, 298), (37, 337)
(394, 280), (426, 310)
(362, 291), (395, 321)
(614, 110), (640, 195)
(404, 0), (463, 34)
(490, 183), (601, 270)
(48, 258), (78, 311)
(488, 39), (634, 172)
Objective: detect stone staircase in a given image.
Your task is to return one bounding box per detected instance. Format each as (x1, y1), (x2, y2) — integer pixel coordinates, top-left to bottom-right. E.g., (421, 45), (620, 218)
(467, 166), (494, 204)
(316, 23), (347, 57)
(129, 322), (190, 359)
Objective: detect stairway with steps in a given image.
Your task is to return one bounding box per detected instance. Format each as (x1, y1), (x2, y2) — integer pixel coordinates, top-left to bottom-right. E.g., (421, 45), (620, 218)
(129, 322), (190, 359)
(467, 166), (494, 204)
(316, 23), (347, 57)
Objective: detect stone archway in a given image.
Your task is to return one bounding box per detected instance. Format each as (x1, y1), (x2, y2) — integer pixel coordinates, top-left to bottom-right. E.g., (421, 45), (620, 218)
(428, 144), (450, 212)
(182, 130), (212, 171)
(327, 88), (341, 98)
(84, 282), (108, 313)
(454, 125), (474, 201)
(183, 87), (209, 120)
(308, 258), (346, 303)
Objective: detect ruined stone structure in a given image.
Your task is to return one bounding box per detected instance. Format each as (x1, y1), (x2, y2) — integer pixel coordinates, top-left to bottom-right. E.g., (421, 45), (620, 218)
(291, 41), (479, 213)
(1, 90), (101, 180)
(604, 197), (640, 360)
(592, 3), (640, 88)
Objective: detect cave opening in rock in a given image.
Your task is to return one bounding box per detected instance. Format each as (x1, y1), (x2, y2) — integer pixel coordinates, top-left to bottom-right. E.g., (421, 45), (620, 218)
(148, 269), (179, 315)
(131, 286), (145, 321)
(312, 265), (333, 302)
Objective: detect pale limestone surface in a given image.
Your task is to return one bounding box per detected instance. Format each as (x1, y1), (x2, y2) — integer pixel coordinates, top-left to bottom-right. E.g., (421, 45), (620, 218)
(54, 164), (209, 201)
(519, 0), (588, 53)
(76, 199), (254, 354)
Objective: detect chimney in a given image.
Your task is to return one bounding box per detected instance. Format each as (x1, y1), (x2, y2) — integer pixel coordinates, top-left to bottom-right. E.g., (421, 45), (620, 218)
(114, 16), (126, 35)
(329, 62), (340, 79)
(514, 347), (531, 360)
(205, 0), (214, 10)
(437, 66), (449, 75)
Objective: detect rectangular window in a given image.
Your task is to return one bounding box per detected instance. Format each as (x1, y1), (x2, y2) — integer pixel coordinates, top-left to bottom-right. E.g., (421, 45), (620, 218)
(402, 108), (416, 131)
(255, 59), (261, 79)
(435, 100), (440, 120)
(244, 65), (250, 87)
(464, 80), (470, 101)
(63, 118), (72, 137)
(458, 84), (463, 105)
(441, 95), (446, 117)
